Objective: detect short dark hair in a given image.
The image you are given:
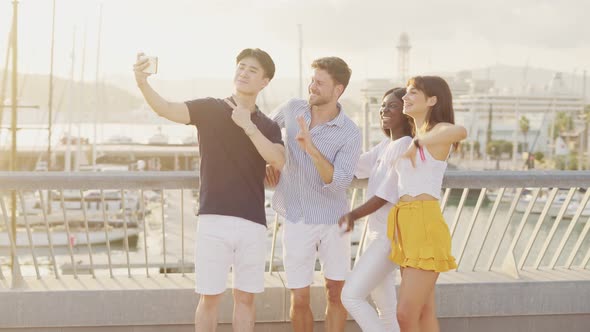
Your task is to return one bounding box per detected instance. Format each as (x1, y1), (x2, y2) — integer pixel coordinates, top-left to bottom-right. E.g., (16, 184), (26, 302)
(236, 48), (276, 80)
(311, 57), (352, 92)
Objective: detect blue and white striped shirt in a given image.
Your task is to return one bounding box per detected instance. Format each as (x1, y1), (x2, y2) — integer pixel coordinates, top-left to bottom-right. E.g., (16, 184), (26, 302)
(271, 98), (362, 225)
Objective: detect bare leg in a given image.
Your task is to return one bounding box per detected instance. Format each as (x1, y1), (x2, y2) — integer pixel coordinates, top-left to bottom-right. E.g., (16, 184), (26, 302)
(290, 286), (314, 332)
(396, 268), (439, 332)
(325, 278), (347, 332)
(195, 293), (223, 332)
(419, 287), (439, 332)
(233, 289), (256, 332)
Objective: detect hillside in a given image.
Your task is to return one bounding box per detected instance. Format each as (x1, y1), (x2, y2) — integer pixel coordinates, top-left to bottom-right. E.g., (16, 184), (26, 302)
(0, 71), (143, 124)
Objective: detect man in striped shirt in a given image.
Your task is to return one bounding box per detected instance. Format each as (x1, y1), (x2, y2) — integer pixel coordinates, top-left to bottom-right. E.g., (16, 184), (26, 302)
(270, 57), (362, 332)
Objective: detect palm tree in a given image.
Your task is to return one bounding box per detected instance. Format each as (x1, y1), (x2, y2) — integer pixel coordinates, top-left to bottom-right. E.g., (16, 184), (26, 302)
(520, 115), (530, 152)
(552, 112), (573, 139)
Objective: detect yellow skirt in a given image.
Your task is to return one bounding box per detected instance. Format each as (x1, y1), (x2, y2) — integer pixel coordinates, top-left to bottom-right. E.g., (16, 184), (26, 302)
(387, 200), (457, 272)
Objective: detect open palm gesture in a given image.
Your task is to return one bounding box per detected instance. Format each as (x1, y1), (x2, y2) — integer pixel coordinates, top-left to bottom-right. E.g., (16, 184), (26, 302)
(296, 116), (314, 155)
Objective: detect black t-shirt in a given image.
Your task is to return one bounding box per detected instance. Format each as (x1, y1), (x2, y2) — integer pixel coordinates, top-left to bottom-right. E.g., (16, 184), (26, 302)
(185, 97), (283, 227)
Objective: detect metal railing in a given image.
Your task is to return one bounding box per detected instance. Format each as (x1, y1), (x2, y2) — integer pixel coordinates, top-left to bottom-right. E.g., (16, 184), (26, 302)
(0, 172), (198, 282)
(1, 171), (589, 285)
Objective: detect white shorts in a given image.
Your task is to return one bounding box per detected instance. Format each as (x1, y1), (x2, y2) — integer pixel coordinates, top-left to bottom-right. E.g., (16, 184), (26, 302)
(194, 214), (267, 295)
(282, 221), (351, 289)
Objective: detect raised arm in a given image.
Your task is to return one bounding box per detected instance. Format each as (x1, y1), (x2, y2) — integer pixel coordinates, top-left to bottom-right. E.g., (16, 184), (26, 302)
(225, 99), (285, 170)
(296, 117), (361, 191)
(295, 115), (334, 184)
(403, 122), (467, 165)
(133, 52), (190, 124)
(418, 122), (467, 147)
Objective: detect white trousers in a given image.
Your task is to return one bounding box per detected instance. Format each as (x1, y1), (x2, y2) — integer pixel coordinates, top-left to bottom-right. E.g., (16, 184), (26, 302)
(341, 234), (399, 332)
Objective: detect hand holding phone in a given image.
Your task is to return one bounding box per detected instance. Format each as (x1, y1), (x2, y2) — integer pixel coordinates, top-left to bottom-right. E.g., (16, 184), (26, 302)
(138, 55), (158, 74)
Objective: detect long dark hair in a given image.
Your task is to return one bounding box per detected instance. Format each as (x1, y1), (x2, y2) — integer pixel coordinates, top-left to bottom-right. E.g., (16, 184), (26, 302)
(381, 87), (413, 138)
(406, 76), (458, 150)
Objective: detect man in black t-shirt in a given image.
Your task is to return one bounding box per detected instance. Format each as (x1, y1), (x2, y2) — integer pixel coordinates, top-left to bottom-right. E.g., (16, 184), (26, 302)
(133, 48), (284, 332)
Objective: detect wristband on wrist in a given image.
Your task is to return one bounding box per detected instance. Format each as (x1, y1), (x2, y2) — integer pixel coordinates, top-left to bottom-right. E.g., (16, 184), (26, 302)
(244, 124), (257, 136)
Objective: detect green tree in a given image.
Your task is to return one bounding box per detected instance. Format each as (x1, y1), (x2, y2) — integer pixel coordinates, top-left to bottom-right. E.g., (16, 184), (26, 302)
(555, 152), (579, 170)
(486, 140), (513, 158)
(460, 140), (481, 158)
(519, 115), (530, 152)
(552, 112), (574, 139)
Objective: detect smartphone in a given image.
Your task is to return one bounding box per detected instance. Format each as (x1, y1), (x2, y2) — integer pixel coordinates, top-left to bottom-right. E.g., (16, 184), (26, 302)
(139, 55), (158, 74)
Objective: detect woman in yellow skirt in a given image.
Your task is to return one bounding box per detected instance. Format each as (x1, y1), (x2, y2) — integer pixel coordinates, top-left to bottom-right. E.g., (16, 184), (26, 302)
(388, 76), (467, 332)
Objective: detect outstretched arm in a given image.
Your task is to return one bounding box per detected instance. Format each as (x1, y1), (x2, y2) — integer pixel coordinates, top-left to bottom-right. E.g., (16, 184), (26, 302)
(403, 123), (467, 165)
(417, 122), (467, 147)
(338, 196), (387, 232)
(134, 52), (190, 124)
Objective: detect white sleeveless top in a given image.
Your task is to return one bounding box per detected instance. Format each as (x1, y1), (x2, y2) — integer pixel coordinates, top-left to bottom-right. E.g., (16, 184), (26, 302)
(395, 146), (448, 199)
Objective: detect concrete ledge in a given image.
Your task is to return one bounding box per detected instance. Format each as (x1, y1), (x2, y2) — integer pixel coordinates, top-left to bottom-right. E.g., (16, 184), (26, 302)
(439, 314), (590, 332)
(1, 270), (589, 330)
(0, 321), (361, 332)
(2, 317), (590, 332)
(436, 269), (590, 316)
(0, 275), (199, 328)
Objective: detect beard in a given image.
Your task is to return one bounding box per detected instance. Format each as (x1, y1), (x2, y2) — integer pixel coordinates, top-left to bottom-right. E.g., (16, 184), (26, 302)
(308, 93), (331, 107)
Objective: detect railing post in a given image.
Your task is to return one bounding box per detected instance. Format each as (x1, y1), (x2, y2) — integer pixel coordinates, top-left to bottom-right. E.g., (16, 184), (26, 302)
(0, 196), (25, 288)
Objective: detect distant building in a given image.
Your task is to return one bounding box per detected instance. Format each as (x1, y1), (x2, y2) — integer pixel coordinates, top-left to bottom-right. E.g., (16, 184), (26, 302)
(444, 70), (495, 97)
(454, 73), (584, 157)
(355, 79), (398, 149)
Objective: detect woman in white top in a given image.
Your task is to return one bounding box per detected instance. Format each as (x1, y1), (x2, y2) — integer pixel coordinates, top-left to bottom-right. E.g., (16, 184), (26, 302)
(339, 87), (413, 332)
(391, 76), (467, 332)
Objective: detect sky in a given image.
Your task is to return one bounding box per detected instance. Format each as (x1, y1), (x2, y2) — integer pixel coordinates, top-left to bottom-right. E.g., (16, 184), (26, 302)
(0, 0), (589, 84)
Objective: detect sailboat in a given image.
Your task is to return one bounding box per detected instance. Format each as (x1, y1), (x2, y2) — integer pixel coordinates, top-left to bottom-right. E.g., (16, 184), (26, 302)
(0, 226), (140, 248)
(0, 3), (143, 249)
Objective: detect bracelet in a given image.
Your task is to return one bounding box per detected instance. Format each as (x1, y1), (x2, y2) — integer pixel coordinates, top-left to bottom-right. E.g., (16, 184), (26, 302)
(244, 124), (258, 136)
(413, 139), (421, 148)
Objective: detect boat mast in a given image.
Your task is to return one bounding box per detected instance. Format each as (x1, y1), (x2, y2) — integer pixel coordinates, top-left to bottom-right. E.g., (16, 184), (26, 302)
(93, 3), (103, 170)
